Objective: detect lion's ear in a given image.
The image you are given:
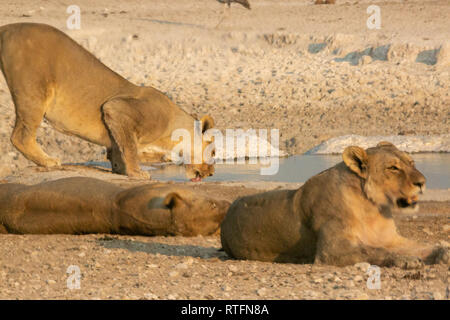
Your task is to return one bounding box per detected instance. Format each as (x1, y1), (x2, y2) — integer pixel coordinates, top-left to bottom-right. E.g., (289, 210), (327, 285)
(343, 146), (368, 179)
(164, 192), (185, 209)
(201, 115), (215, 133)
(377, 141), (395, 148)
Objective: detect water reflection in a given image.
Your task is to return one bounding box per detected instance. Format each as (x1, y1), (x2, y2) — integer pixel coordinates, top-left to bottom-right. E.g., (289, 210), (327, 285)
(81, 154), (450, 189)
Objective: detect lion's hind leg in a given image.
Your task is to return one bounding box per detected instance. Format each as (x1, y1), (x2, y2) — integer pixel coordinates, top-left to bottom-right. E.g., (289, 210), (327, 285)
(10, 90), (60, 168)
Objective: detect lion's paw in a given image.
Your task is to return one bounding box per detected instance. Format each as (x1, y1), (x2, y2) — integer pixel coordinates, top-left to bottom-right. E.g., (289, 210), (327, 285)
(43, 157), (61, 168)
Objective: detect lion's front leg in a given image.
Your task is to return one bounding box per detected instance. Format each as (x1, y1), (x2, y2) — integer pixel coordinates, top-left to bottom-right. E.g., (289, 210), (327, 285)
(315, 224), (425, 269)
(102, 98), (149, 179)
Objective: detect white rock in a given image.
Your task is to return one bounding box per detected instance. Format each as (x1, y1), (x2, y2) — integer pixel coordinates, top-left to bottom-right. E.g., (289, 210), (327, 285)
(307, 134), (450, 154)
(256, 288), (267, 296)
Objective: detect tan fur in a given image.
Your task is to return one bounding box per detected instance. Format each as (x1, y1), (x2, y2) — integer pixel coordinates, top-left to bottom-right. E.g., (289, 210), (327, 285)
(221, 142), (449, 268)
(0, 23), (215, 179)
(0, 177), (230, 236)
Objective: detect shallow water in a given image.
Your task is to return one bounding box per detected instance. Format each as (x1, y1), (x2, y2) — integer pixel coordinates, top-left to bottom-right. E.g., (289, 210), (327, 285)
(83, 153), (450, 189)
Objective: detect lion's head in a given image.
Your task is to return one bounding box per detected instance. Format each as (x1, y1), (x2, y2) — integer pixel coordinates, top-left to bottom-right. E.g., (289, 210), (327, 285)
(163, 189), (229, 236)
(343, 141), (426, 210)
(181, 115), (216, 182)
(116, 185), (230, 236)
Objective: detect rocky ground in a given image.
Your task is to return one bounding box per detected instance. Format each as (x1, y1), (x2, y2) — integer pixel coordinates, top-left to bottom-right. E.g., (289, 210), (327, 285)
(0, 0), (449, 300)
(0, 166), (449, 300)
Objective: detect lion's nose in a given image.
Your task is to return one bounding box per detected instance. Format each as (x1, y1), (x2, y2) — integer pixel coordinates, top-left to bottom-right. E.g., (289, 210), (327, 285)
(413, 174), (426, 192)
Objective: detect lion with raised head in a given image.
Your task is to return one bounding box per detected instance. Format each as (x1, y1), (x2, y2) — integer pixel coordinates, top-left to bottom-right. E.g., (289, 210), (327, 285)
(0, 23), (214, 180)
(0, 177), (230, 236)
(221, 142), (449, 268)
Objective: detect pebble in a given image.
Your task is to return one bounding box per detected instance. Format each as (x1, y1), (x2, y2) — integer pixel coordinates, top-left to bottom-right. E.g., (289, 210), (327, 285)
(175, 263), (189, 270)
(432, 291), (443, 300)
(313, 278), (323, 284)
(144, 293), (158, 299)
(353, 275), (364, 282)
(228, 265), (238, 272)
(354, 262), (370, 272)
(439, 240), (450, 247)
(221, 285), (232, 292)
(256, 288), (267, 296)
(168, 271), (179, 278)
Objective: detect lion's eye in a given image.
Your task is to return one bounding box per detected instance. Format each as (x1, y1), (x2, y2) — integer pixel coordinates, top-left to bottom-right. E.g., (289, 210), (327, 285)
(388, 166), (400, 171)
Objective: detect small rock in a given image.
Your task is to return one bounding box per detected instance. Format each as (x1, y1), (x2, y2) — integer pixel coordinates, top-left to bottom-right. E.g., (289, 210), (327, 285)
(175, 263), (189, 269)
(256, 288), (267, 296)
(439, 240), (450, 248)
(167, 294), (178, 300)
(432, 291), (443, 300)
(360, 55), (372, 65)
(221, 285), (231, 292)
(228, 265), (238, 272)
(313, 278), (323, 284)
(168, 271), (179, 278)
(354, 262), (370, 272)
(422, 227), (433, 235)
(144, 293), (158, 299)
(46, 280), (56, 285)
(357, 293), (370, 300)
(353, 275), (364, 282)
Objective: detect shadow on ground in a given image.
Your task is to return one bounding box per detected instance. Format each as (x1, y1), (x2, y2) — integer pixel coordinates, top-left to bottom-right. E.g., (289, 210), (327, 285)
(96, 237), (230, 260)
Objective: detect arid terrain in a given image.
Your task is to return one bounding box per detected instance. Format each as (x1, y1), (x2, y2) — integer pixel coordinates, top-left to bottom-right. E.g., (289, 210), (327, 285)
(0, 0), (449, 299)
(0, 166), (449, 300)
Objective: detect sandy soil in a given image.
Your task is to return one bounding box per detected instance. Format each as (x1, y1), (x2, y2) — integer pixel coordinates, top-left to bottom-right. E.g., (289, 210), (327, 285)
(0, 0), (449, 300)
(0, 166), (449, 300)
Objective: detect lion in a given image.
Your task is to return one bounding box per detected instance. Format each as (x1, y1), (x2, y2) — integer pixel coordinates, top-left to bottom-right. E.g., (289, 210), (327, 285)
(0, 23), (215, 180)
(221, 142), (449, 268)
(0, 177), (230, 236)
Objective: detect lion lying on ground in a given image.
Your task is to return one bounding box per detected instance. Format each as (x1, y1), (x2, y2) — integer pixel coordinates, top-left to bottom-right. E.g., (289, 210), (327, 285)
(221, 142), (449, 268)
(0, 177), (230, 236)
(0, 23), (215, 180)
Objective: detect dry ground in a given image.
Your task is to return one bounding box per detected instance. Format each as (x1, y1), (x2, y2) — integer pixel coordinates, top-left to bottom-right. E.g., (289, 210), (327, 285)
(0, 166), (449, 300)
(0, 0), (449, 299)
